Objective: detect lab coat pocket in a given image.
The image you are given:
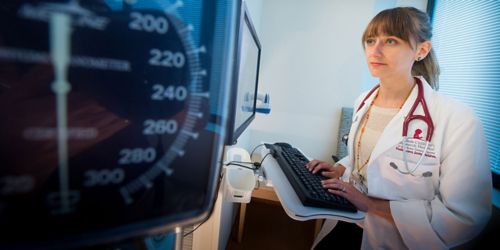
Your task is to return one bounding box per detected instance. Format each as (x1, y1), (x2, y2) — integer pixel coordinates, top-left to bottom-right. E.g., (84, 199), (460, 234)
(372, 155), (438, 201)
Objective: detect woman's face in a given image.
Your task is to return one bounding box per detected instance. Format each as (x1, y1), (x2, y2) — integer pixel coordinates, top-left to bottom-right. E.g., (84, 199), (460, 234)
(364, 34), (417, 79)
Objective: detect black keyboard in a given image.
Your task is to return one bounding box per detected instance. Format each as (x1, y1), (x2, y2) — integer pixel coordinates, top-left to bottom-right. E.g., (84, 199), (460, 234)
(267, 143), (357, 212)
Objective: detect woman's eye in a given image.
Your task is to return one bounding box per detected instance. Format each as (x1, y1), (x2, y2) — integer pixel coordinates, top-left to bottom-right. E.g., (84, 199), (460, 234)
(386, 39), (397, 45)
(365, 39), (375, 45)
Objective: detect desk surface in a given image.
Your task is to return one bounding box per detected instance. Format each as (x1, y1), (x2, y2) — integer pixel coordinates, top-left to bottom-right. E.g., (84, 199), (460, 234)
(262, 151), (365, 222)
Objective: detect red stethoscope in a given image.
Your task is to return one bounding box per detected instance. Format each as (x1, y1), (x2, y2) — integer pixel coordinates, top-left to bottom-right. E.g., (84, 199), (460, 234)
(356, 77), (435, 177)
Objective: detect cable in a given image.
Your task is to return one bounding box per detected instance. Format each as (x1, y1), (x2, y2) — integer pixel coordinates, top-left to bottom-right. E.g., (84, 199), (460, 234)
(225, 154), (271, 170)
(226, 160), (254, 165)
(225, 162), (257, 171)
(183, 221), (205, 237)
(223, 144), (268, 169)
(250, 143), (266, 159)
(259, 153), (272, 166)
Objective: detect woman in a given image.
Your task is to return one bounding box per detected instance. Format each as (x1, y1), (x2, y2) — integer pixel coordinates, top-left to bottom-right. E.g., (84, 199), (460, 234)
(307, 7), (492, 249)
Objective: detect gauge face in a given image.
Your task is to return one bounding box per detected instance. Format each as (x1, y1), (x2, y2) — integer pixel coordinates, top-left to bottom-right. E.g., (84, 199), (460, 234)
(0, 0), (226, 247)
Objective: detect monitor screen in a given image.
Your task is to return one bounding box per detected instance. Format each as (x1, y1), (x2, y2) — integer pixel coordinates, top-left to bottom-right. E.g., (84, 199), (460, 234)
(0, 0), (234, 248)
(226, 0), (262, 145)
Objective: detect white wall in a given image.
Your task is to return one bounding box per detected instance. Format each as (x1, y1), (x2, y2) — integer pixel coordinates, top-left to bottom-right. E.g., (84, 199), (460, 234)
(244, 0), (376, 162)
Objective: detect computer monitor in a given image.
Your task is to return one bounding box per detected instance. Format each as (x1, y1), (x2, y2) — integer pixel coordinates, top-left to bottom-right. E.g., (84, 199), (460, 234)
(225, 0), (262, 145)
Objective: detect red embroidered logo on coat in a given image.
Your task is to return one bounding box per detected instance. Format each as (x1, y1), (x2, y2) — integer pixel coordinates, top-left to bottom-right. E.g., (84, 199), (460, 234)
(413, 129), (423, 139)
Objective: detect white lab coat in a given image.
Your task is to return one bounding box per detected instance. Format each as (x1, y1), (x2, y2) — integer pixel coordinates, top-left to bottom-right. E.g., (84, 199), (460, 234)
(336, 76), (492, 250)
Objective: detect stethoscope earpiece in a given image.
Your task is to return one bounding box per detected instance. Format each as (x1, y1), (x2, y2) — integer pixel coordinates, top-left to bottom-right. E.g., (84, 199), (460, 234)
(389, 162), (398, 170)
(422, 171), (432, 177)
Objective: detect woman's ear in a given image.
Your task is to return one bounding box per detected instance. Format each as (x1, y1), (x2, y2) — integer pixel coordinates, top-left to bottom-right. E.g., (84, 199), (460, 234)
(416, 40), (432, 61)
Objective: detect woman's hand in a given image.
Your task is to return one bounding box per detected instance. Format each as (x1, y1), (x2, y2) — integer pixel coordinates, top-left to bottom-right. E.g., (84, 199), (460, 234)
(321, 178), (372, 212)
(306, 160), (346, 179)
(321, 179), (393, 222)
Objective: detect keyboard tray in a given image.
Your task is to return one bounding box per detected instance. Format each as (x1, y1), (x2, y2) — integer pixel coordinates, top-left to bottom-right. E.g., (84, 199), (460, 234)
(267, 143), (357, 212)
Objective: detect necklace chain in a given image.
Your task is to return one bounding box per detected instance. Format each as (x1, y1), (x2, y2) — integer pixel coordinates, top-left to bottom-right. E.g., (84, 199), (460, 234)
(355, 101), (375, 177)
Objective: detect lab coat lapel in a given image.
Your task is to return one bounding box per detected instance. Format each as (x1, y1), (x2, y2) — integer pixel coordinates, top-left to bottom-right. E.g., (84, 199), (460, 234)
(368, 81), (420, 165)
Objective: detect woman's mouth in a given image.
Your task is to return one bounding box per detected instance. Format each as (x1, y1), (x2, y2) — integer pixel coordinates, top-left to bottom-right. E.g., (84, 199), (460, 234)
(370, 62), (387, 66)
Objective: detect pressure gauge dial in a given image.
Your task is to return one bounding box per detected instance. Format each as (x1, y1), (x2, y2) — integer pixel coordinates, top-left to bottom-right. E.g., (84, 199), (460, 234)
(0, 0), (225, 247)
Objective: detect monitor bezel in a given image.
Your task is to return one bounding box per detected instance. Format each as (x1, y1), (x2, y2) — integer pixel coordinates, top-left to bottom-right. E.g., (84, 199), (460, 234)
(225, 0), (262, 145)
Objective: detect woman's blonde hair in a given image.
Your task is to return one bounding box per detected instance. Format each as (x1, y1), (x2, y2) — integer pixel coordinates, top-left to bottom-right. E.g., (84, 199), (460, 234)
(362, 7), (440, 90)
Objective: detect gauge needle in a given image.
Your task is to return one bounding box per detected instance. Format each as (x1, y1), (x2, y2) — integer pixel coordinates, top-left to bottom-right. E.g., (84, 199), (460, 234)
(50, 12), (72, 213)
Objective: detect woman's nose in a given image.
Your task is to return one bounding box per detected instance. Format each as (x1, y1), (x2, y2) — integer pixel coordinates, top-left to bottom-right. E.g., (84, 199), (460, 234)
(368, 41), (383, 57)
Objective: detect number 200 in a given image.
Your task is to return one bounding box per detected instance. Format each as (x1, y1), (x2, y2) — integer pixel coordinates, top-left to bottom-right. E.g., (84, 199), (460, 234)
(129, 12), (168, 34)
